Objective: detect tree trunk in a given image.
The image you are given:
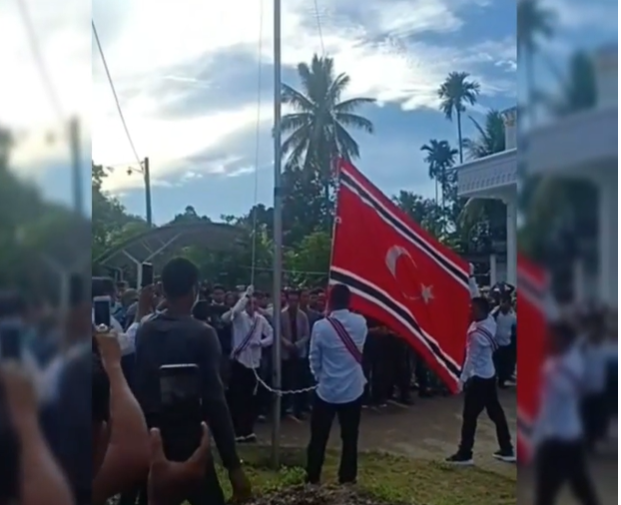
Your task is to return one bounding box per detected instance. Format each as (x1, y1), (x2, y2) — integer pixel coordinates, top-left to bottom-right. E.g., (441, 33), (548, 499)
(457, 109), (464, 164)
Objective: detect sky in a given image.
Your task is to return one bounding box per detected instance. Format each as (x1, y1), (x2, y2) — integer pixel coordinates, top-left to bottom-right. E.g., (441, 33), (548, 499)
(0, 0), (616, 224)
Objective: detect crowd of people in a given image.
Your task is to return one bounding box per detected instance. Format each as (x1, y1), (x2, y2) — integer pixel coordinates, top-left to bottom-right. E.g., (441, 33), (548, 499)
(0, 255), (616, 505)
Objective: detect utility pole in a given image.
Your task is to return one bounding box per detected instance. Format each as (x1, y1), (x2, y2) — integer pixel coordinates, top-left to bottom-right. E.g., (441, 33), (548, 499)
(144, 157), (153, 227)
(69, 117), (83, 215)
(270, 0), (283, 470)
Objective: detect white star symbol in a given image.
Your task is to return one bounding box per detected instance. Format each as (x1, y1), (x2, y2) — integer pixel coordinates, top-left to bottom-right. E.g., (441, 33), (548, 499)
(420, 284), (434, 304)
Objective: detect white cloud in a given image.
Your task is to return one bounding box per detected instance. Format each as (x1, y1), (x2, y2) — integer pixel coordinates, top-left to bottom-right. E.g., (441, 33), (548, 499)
(1, 0), (515, 191)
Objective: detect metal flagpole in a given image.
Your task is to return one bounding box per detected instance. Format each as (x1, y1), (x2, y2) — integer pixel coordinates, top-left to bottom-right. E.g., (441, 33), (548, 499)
(270, 0), (283, 469)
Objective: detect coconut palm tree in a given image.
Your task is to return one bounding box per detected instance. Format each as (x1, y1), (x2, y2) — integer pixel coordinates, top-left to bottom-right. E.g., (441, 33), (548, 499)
(462, 109), (506, 160)
(437, 71), (481, 164)
(280, 54), (375, 207)
(420, 139), (458, 206)
(517, 0), (555, 123)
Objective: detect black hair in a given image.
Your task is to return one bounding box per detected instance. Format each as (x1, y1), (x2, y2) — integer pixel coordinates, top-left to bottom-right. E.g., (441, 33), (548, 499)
(471, 296), (490, 316)
(91, 277), (116, 298)
(500, 292), (512, 304)
(161, 257), (199, 300)
(212, 284), (225, 292)
(310, 288), (324, 295)
(91, 341), (110, 424)
(286, 289), (301, 298)
(329, 284), (351, 310)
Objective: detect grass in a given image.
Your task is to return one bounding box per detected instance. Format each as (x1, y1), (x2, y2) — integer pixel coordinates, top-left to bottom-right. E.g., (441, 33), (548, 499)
(215, 445), (517, 505)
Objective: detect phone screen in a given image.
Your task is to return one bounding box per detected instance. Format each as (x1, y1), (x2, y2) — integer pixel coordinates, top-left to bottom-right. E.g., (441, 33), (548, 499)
(93, 296), (111, 328)
(0, 325), (22, 361)
(141, 263), (154, 287)
(158, 364), (202, 461)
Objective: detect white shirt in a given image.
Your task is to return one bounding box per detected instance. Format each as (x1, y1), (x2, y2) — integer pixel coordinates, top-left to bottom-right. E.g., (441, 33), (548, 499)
(460, 315), (498, 382)
(533, 345), (584, 445)
(223, 296), (273, 369)
(309, 309), (367, 404)
(582, 341), (608, 395)
(492, 308), (516, 347)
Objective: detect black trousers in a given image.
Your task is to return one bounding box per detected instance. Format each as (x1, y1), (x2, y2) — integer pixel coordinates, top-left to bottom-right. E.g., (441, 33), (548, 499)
(459, 376), (512, 456)
(362, 334), (389, 405)
(535, 440), (600, 505)
(227, 360), (257, 437)
(581, 393), (608, 448)
(281, 357), (307, 417)
(306, 393), (363, 484)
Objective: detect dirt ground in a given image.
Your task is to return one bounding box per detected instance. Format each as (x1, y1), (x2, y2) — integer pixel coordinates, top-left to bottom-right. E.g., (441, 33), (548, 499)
(256, 389), (617, 504)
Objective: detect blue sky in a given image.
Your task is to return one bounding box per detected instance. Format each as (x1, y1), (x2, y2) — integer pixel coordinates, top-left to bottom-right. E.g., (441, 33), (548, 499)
(5, 0), (615, 224)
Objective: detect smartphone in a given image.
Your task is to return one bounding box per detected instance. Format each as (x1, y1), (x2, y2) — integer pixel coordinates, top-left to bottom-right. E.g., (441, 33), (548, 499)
(0, 321), (22, 361)
(92, 296), (111, 328)
(141, 263), (154, 288)
(158, 364), (202, 461)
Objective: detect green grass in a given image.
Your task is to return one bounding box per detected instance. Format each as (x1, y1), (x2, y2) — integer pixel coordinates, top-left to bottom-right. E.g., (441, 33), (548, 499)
(216, 446), (516, 505)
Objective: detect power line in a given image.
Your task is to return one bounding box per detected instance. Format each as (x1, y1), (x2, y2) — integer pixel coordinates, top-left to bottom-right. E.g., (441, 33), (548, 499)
(312, 0), (326, 55)
(15, 0), (64, 122)
(91, 20), (143, 169)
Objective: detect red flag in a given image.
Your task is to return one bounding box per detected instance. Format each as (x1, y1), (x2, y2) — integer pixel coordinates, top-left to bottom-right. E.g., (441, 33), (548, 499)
(330, 159), (471, 393)
(516, 253), (548, 463)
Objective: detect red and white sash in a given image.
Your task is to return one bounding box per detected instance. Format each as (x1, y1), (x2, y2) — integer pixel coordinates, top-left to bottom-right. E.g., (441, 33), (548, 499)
(326, 317), (363, 365)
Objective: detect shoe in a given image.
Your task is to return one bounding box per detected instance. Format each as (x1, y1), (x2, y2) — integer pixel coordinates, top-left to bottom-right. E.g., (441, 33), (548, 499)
(445, 452), (474, 465)
(257, 414), (267, 423)
(245, 433), (258, 443)
(287, 414), (303, 424)
(235, 436), (246, 443)
(493, 449), (516, 463)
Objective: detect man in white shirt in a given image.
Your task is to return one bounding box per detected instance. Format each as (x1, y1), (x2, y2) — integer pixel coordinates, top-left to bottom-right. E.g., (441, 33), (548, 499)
(222, 285), (273, 442)
(533, 321), (599, 505)
(447, 296), (515, 465)
(305, 284), (367, 485)
(491, 293), (517, 388)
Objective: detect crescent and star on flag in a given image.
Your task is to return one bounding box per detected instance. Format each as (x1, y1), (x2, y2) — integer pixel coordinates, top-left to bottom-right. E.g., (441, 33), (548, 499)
(334, 215), (433, 304)
(385, 245), (434, 304)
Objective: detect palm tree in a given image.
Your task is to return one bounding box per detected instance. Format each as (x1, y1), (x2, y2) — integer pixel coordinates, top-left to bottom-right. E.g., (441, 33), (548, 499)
(517, 0), (555, 123)
(437, 71), (481, 164)
(420, 139), (458, 207)
(462, 109), (506, 160)
(281, 54), (375, 207)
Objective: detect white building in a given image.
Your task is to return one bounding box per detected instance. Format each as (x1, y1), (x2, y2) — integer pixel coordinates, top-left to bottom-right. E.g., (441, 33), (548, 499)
(456, 108), (518, 286)
(526, 45), (617, 306)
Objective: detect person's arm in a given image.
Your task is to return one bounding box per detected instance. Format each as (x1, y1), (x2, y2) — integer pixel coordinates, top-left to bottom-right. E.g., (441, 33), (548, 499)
(308, 323), (323, 379)
(196, 325), (241, 471)
(92, 333), (150, 505)
(222, 295), (248, 323)
(259, 317), (274, 347)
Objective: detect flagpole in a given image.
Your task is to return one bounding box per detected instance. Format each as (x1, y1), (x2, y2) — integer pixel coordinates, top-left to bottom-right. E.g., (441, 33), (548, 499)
(270, 0), (283, 470)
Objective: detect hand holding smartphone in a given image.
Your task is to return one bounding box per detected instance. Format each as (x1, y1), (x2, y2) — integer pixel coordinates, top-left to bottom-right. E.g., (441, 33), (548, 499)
(141, 263), (154, 288)
(92, 296), (111, 331)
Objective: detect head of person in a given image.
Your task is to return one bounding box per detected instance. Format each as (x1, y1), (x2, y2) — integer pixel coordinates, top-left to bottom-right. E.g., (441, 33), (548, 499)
(121, 288), (139, 309)
(328, 284), (351, 312)
(115, 281), (128, 298)
(315, 289), (326, 312)
(255, 291), (268, 310)
(499, 293), (512, 313)
(192, 300), (210, 322)
(212, 284), (226, 305)
(160, 258), (199, 313)
(280, 290), (287, 307)
(470, 296), (490, 322)
(224, 291), (237, 307)
(300, 288), (310, 309)
(286, 289), (301, 311)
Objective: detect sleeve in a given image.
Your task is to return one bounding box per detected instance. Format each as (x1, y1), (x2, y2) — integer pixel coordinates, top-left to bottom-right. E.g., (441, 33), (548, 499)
(309, 322), (322, 379)
(468, 276), (480, 298)
(195, 325), (240, 471)
(222, 295), (248, 323)
(259, 317), (274, 347)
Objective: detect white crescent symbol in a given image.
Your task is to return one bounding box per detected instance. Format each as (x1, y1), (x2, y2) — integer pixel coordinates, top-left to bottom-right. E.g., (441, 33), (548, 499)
(385, 245), (417, 278)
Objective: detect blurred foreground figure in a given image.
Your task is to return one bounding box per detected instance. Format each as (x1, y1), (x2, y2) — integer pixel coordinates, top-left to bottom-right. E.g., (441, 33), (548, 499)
(533, 322), (600, 505)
